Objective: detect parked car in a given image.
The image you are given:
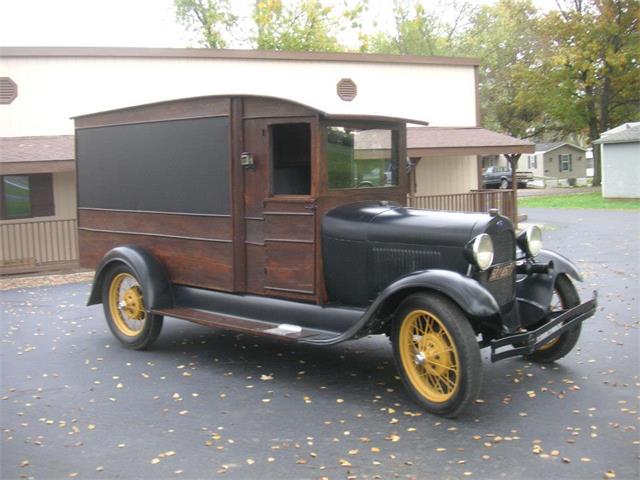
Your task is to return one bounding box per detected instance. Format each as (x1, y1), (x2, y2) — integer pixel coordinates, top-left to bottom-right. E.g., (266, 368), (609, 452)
(483, 165), (533, 189)
(75, 95), (597, 417)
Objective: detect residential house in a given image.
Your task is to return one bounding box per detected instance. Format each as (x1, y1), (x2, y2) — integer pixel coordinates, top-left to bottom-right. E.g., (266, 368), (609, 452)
(520, 142), (589, 186)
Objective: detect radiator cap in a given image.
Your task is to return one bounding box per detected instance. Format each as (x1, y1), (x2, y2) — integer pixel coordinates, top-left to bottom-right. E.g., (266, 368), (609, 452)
(489, 208), (499, 217)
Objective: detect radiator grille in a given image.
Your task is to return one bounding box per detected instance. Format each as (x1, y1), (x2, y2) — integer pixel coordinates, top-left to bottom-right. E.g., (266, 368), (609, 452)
(371, 246), (441, 294)
(482, 229), (516, 307)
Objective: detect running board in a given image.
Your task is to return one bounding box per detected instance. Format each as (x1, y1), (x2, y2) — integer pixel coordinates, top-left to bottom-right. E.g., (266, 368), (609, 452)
(152, 306), (339, 342)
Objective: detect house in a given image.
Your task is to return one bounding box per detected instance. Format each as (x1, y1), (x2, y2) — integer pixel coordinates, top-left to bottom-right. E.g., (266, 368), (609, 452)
(593, 123), (640, 199)
(520, 142), (589, 186)
(0, 136), (77, 273)
(0, 46), (529, 273)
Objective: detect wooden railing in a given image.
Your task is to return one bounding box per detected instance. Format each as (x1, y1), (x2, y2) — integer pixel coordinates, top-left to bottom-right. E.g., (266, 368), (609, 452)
(0, 219), (79, 274)
(408, 190), (515, 221)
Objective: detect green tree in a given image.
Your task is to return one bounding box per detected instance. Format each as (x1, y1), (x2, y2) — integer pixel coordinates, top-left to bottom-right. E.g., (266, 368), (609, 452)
(459, 0), (546, 138)
(175, 0), (238, 48)
(538, 0), (640, 186)
(362, 0), (474, 56)
(252, 0), (344, 52)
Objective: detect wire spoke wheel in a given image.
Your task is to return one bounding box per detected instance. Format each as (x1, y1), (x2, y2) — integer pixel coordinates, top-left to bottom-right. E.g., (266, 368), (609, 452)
(399, 309), (460, 403)
(108, 272), (147, 337)
(392, 293), (482, 417)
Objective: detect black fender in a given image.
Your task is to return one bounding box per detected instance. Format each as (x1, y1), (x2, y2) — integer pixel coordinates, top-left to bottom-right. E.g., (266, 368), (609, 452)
(516, 248), (583, 327)
(312, 269), (501, 344)
(86, 245), (174, 310)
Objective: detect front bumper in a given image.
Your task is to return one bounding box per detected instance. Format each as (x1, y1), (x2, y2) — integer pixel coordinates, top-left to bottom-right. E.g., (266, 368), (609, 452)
(490, 292), (598, 362)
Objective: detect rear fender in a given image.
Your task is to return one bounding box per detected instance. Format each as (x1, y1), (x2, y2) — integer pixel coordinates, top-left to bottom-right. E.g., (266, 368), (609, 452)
(87, 245), (173, 310)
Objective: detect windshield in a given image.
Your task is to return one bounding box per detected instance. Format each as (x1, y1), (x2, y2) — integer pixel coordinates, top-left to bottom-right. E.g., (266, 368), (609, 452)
(326, 126), (398, 189)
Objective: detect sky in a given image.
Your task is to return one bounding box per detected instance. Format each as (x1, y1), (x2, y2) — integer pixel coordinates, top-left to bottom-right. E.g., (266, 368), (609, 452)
(0, 0), (562, 49)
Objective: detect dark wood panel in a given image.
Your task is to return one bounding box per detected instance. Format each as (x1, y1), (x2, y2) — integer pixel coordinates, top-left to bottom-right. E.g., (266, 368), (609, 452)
(245, 243), (265, 294)
(242, 97), (317, 119)
(265, 213), (314, 242)
(75, 97), (230, 129)
(79, 230), (233, 291)
(79, 209), (232, 241)
(265, 241), (314, 294)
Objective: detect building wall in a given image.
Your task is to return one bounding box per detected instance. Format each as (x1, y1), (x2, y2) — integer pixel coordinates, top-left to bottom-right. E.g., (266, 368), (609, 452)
(602, 142), (640, 198)
(414, 154), (478, 196)
(0, 53), (478, 137)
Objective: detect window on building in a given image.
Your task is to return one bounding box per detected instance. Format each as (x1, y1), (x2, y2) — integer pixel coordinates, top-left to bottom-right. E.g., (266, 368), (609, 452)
(528, 155), (537, 169)
(326, 126), (398, 189)
(559, 154), (572, 172)
(0, 173), (54, 220)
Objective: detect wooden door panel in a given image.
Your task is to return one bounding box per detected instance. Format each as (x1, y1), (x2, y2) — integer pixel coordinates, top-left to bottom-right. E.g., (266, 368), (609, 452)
(264, 241), (314, 295)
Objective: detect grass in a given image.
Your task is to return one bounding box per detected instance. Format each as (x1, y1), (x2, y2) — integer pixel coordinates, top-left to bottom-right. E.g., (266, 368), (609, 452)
(519, 191), (640, 210)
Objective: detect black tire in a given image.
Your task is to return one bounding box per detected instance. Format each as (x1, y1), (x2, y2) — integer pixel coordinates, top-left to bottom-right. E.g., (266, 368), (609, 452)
(524, 274), (581, 363)
(391, 292), (482, 418)
(499, 178), (509, 189)
(101, 263), (163, 350)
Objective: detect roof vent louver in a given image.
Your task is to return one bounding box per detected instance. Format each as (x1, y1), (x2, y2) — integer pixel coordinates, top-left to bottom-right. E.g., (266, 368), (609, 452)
(0, 77), (18, 104)
(337, 78), (357, 101)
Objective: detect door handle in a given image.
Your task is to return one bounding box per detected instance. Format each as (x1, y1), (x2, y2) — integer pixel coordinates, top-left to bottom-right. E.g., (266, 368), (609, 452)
(305, 204), (317, 211)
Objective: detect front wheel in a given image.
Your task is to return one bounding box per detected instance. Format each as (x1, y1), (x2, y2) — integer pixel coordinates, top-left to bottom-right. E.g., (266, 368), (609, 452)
(524, 274), (581, 363)
(499, 178), (509, 189)
(391, 293), (482, 418)
(101, 264), (163, 350)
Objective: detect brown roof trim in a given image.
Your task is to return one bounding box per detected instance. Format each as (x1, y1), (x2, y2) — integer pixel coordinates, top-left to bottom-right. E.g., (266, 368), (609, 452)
(72, 94), (431, 127)
(1, 160), (75, 174)
(0, 46), (480, 67)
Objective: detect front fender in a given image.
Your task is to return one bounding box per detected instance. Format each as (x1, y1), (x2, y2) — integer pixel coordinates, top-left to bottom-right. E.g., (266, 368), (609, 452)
(536, 249), (583, 282)
(87, 245), (173, 310)
(379, 270), (501, 318)
(309, 269), (501, 345)
(516, 249), (583, 327)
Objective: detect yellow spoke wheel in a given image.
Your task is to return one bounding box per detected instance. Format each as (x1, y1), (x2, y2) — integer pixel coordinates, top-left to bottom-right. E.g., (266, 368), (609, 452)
(392, 293), (482, 417)
(108, 272), (147, 337)
(398, 309), (460, 403)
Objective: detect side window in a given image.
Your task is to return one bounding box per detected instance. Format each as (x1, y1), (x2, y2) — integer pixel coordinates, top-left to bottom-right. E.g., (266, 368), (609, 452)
(559, 154), (572, 172)
(326, 126), (398, 189)
(271, 123), (311, 195)
(0, 173), (54, 220)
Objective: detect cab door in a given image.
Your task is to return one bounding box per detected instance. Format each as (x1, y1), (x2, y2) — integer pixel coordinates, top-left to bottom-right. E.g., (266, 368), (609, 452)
(242, 117), (317, 301)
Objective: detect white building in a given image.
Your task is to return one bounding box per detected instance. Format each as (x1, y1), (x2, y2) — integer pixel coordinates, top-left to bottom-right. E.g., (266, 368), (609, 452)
(593, 123), (640, 199)
(0, 46), (531, 273)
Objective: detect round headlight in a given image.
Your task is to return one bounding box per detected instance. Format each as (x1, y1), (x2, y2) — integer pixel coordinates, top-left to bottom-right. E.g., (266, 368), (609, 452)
(525, 225), (543, 257)
(470, 234), (494, 271)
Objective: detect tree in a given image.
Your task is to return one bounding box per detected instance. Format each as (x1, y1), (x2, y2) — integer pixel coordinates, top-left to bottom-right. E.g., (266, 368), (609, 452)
(362, 0), (475, 56)
(459, 0), (547, 138)
(252, 0), (346, 52)
(538, 0), (640, 186)
(175, 0), (238, 48)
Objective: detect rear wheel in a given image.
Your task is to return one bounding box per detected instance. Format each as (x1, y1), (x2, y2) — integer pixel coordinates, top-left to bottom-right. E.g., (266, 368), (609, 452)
(101, 264), (163, 350)
(524, 274), (581, 363)
(391, 293), (482, 418)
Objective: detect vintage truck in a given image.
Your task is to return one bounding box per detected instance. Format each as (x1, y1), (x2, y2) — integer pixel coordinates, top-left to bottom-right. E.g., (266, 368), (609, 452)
(483, 165), (533, 189)
(75, 95), (597, 417)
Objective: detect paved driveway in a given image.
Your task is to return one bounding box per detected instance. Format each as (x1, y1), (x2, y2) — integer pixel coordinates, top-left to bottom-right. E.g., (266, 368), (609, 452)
(1, 208), (638, 480)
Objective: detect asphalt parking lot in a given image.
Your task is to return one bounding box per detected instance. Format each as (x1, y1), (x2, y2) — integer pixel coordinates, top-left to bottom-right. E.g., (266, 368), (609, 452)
(1, 208), (638, 480)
